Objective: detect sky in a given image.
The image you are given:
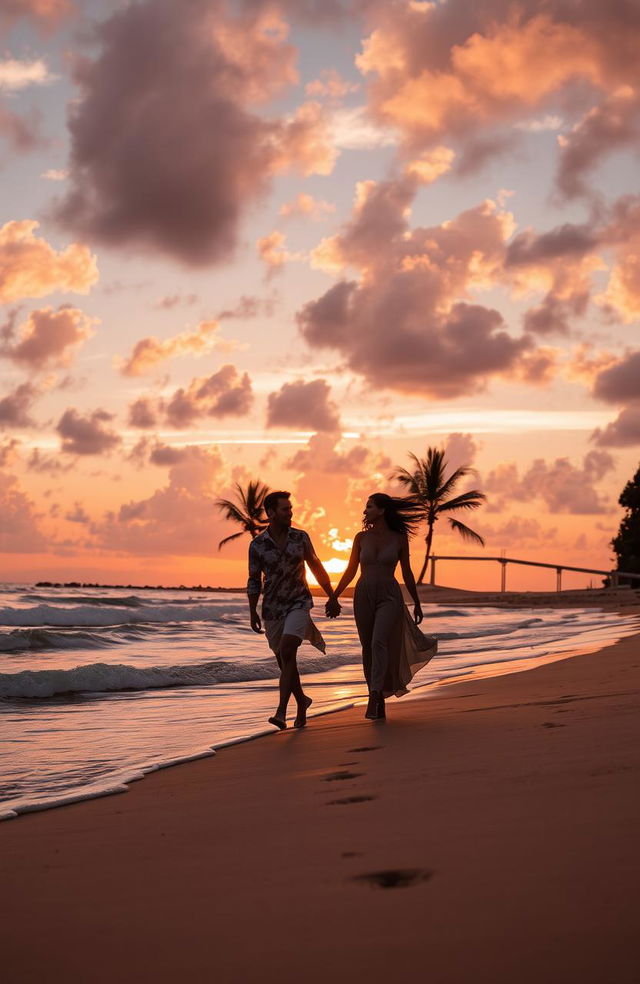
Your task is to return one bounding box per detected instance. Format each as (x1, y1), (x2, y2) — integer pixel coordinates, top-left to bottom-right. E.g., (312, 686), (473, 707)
(1, 0), (640, 591)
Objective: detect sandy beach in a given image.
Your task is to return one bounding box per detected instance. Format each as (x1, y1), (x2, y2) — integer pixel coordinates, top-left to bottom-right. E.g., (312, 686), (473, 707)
(2, 603), (639, 984)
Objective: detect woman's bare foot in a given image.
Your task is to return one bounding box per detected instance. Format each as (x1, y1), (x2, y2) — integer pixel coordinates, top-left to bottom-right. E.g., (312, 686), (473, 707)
(293, 695), (313, 729)
(268, 714), (287, 730)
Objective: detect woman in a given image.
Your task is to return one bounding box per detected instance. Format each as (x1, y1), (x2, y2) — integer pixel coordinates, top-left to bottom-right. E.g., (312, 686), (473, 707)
(327, 493), (437, 720)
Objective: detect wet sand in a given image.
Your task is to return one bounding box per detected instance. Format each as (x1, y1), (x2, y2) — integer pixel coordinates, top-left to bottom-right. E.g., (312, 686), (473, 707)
(2, 610), (640, 984)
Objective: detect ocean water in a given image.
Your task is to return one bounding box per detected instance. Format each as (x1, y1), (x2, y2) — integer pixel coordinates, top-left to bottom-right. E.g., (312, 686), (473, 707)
(1, 583), (637, 821)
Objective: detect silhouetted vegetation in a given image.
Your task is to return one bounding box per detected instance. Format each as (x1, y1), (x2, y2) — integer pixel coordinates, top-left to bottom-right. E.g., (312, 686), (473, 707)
(611, 464), (640, 586)
(392, 447), (486, 584)
(215, 480), (269, 549)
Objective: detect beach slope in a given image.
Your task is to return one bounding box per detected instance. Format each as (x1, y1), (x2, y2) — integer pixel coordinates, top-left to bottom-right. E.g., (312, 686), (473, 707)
(2, 630), (640, 983)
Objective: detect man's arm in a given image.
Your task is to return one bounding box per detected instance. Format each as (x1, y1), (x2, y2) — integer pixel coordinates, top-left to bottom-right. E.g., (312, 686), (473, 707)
(303, 534), (340, 612)
(247, 540), (263, 633)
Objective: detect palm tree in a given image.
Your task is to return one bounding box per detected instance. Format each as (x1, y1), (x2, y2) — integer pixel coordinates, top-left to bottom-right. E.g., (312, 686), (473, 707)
(215, 480), (270, 550)
(392, 447), (486, 584)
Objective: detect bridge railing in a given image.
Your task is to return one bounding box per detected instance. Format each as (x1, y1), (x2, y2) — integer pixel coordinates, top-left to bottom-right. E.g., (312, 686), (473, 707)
(428, 555), (640, 593)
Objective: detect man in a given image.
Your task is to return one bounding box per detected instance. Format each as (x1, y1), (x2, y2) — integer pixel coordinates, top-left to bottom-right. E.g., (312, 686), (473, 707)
(247, 491), (341, 730)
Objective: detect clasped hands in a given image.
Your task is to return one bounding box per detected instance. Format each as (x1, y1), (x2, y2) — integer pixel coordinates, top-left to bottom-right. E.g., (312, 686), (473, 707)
(325, 596), (341, 619)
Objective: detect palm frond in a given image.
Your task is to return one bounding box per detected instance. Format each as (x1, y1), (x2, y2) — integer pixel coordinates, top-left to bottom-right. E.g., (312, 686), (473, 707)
(436, 465), (475, 503)
(437, 490), (486, 513)
(215, 499), (248, 525)
(447, 518), (485, 546)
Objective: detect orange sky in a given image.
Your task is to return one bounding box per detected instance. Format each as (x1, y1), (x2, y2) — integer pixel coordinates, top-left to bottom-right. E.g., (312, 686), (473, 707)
(1, 0), (640, 589)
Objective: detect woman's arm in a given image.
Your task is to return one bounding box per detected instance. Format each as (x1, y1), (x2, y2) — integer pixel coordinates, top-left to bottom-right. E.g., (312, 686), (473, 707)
(399, 535), (423, 624)
(331, 533), (363, 602)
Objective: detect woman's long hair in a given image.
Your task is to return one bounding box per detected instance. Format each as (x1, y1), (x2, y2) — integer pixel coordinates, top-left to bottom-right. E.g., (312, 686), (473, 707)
(363, 493), (423, 537)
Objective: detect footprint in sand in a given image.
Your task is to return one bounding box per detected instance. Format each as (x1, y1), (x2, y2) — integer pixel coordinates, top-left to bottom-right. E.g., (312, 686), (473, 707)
(327, 795), (376, 806)
(323, 770), (364, 782)
(353, 869), (434, 889)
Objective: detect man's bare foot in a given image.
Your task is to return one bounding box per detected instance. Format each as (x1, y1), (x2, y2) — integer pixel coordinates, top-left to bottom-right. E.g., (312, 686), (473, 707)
(294, 695), (313, 729)
(268, 715), (287, 730)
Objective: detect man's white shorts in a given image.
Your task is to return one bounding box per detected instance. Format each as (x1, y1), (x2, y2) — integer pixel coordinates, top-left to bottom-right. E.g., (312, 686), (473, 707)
(264, 608), (311, 653)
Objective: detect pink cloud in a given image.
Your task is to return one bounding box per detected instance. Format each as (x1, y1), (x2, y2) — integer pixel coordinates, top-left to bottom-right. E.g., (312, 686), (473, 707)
(164, 365), (254, 427)
(300, 177), (532, 397)
(279, 193), (335, 220)
(0, 0), (72, 32)
(592, 405), (640, 447)
(54, 0), (335, 265)
(0, 381), (39, 427)
(119, 320), (238, 376)
(57, 407), (121, 455)
(557, 87), (640, 199)
(128, 397), (159, 430)
(92, 446), (229, 556)
(267, 379), (341, 432)
(357, 1), (640, 184)
(0, 220), (98, 303)
(2, 305), (95, 369)
(483, 450), (615, 514)
(0, 471), (47, 553)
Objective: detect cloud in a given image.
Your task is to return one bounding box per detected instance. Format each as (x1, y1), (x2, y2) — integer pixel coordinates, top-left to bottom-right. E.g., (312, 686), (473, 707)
(357, 2), (640, 181)
(443, 432), (478, 471)
(128, 397), (158, 429)
(65, 502), (90, 524)
(592, 350), (640, 404)
(0, 58), (54, 92)
(279, 193), (335, 220)
(557, 87), (640, 199)
(164, 365), (254, 427)
(154, 293), (198, 310)
(0, 471), (47, 553)
(57, 407), (121, 455)
(305, 69), (360, 101)
(590, 349), (640, 446)
(2, 305), (95, 369)
(217, 294), (277, 320)
(267, 379), (341, 432)
(0, 102), (42, 156)
(53, 0), (335, 266)
(0, 220), (98, 303)
(0, 381), (39, 427)
(257, 230), (290, 275)
(0, 437), (19, 465)
(0, 0), (73, 32)
(597, 195), (640, 322)
(483, 450), (615, 514)
(300, 177), (533, 397)
(592, 405), (640, 447)
(505, 221), (604, 334)
(92, 446), (229, 556)
(41, 168), (68, 181)
(119, 320), (239, 376)
(27, 447), (73, 473)
(405, 146), (455, 184)
(476, 516), (558, 547)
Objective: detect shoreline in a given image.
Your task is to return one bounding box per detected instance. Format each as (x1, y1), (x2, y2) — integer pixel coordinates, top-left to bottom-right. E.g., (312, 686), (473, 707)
(3, 604), (637, 822)
(2, 609), (639, 982)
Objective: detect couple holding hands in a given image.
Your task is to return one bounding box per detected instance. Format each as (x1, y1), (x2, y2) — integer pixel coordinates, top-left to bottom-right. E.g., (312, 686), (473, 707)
(247, 490), (437, 728)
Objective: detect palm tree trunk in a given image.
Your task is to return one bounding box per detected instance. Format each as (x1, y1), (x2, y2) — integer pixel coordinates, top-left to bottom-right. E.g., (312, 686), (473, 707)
(417, 522), (434, 584)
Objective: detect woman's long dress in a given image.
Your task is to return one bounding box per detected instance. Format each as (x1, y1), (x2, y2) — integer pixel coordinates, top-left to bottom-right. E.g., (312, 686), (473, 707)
(353, 533), (437, 698)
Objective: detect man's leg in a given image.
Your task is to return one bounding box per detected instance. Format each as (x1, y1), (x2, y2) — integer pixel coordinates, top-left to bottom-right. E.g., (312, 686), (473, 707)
(270, 634), (303, 727)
